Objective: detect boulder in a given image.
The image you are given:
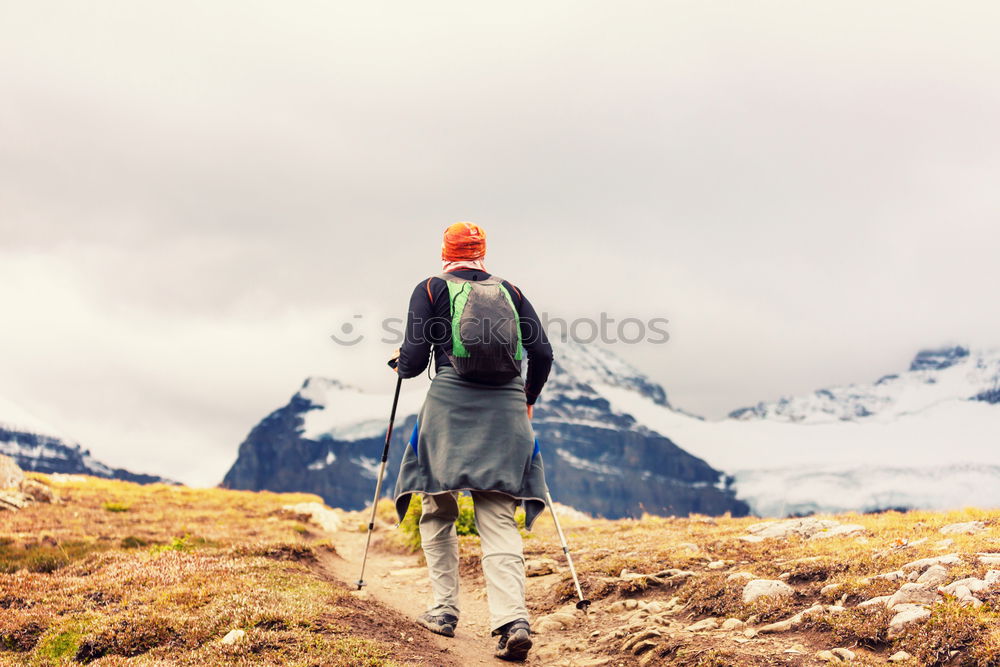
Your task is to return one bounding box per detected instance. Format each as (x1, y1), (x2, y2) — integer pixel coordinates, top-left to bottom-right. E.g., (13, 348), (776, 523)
(901, 554), (961, 572)
(742, 518), (842, 541)
(19, 479), (55, 503)
(942, 577), (988, 595)
(916, 564), (950, 586)
(221, 629), (246, 645)
(742, 579), (795, 604)
(759, 612), (804, 634)
(525, 558), (559, 577)
(721, 618), (746, 631)
(888, 583), (939, 608)
(888, 605), (930, 638)
(857, 595), (892, 609)
(940, 521), (986, 535)
(685, 617), (719, 632)
(0, 490), (30, 511)
(0, 455), (25, 489)
(831, 648), (856, 661)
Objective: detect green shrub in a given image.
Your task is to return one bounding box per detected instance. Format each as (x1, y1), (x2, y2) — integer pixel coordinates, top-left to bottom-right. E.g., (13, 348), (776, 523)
(150, 535), (192, 554)
(103, 502), (130, 513)
(37, 628), (83, 660)
(391, 493), (529, 552)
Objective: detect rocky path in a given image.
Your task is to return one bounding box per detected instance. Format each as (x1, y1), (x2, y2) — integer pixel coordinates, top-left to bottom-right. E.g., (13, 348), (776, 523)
(321, 529), (535, 666)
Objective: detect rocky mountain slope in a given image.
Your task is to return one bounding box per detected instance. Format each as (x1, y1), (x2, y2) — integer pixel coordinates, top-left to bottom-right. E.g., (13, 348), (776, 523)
(222, 342), (749, 519)
(0, 395), (174, 485)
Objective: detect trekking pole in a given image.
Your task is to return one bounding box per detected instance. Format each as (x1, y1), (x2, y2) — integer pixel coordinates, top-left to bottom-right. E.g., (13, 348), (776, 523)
(545, 487), (592, 611)
(356, 372), (403, 590)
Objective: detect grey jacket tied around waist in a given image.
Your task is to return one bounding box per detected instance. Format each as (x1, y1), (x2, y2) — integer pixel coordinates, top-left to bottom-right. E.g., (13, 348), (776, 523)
(392, 366), (549, 530)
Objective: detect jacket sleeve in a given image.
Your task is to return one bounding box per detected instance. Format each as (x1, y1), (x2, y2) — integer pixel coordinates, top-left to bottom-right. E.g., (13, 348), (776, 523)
(396, 281), (434, 379)
(513, 287), (553, 405)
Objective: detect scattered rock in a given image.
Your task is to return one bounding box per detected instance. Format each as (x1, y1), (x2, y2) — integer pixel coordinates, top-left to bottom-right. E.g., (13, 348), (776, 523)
(820, 583), (842, 596)
(621, 629), (661, 652)
(940, 521), (986, 535)
(19, 479), (55, 503)
(858, 595), (892, 609)
(888, 605), (931, 638)
(816, 650), (838, 662)
(758, 612), (804, 634)
(743, 627), (759, 638)
(706, 560), (728, 570)
(811, 524), (866, 540)
(985, 570), (1000, 587)
(977, 553), (1000, 566)
(0, 490), (30, 511)
(916, 564), (950, 586)
(677, 542), (699, 552)
(888, 583), (939, 608)
(525, 558), (559, 577)
(721, 618), (746, 631)
(901, 554), (961, 572)
(742, 579), (795, 604)
(0, 455), (25, 489)
(221, 629), (246, 645)
(742, 518), (842, 541)
(831, 648), (856, 661)
(934, 539), (956, 551)
(726, 572), (755, 583)
(873, 570), (906, 582)
(685, 617), (719, 632)
(942, 577), (988, 595)
(534, 619), (565, 634)
(888, 651), (913, 662)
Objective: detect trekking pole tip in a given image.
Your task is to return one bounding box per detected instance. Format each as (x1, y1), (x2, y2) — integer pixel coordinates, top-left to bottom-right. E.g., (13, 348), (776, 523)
(356, 580), (366, 590)
(576, 599), (591, 611)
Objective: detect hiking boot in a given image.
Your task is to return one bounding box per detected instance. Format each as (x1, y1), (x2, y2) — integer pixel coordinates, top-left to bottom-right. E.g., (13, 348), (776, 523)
(416, 612), (458, 638)
(493, 619), (532, 662)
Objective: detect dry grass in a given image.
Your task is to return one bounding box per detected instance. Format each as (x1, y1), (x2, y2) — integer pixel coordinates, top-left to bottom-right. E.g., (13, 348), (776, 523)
(0, 474), (437, 666)
(7, 475), (1000, 665)
(516, 506), (1000, 664)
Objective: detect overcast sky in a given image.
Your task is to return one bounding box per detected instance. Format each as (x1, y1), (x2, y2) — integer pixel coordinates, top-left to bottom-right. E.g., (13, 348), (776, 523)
(2, 1), (999, 486)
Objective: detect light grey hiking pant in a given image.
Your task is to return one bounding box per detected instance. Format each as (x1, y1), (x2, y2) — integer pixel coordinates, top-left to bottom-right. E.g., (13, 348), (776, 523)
(419, 490), (528, 633)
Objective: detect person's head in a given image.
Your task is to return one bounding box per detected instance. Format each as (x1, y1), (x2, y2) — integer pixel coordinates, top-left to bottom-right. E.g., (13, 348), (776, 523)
(441, 222), (486, 261)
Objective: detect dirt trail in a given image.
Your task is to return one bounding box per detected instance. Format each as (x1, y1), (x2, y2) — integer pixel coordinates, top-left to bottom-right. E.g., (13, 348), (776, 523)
(321, 528), (575, 666)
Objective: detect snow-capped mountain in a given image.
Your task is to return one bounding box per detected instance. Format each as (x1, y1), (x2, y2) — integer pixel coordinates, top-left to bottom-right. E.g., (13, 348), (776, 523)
(222, 342), (749, 519)
(223, 342), (1000, 518)
(729, 346), (1000, 423)
(0, 395), (175, 485)
(584, 345), (1000, 517)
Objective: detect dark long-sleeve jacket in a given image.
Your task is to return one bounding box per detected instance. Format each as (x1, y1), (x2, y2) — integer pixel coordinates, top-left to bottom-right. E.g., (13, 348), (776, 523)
(396, 269), (553, 404)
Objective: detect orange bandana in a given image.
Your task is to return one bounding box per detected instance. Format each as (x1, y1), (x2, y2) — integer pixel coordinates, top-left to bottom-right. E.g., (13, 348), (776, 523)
(441, 222), (486, 261)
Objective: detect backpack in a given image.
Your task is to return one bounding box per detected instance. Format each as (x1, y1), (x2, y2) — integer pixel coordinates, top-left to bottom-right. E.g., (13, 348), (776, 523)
(437, 272), (524, 384)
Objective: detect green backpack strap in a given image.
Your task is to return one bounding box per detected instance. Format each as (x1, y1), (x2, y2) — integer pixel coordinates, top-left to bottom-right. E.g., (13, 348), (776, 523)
(436, 273), (523, 361)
